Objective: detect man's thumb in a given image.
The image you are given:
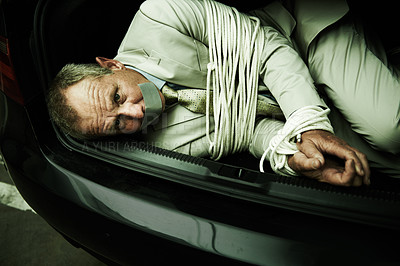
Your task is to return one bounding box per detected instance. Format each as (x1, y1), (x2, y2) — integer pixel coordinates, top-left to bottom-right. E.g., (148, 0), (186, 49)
(312, 157), (323, 169)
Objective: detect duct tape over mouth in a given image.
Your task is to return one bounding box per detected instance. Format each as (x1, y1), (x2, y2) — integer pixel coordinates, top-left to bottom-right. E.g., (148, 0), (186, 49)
(138, 82), (163, 130)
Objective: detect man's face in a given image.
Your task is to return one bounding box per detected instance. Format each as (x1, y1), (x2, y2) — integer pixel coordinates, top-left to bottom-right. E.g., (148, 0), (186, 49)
(64, 67), (165, 137)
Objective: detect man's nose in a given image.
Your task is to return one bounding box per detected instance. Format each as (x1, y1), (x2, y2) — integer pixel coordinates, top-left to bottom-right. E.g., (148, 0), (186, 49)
(119, 102), (144, 119)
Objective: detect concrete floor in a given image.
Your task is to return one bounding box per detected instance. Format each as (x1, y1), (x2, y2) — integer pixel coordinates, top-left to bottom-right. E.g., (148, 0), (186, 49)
(0, 155), (106, 266)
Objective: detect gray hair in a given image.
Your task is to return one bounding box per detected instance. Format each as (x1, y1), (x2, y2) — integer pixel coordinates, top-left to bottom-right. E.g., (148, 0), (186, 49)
(46, 63), (113, 139)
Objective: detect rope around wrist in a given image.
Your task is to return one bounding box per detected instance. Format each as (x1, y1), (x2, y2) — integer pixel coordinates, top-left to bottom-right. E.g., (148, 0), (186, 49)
(260, 106), (334, 176)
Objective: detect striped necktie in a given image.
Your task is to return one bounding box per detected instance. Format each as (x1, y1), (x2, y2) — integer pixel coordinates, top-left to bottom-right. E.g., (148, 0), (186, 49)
(161, 84), (284, 119)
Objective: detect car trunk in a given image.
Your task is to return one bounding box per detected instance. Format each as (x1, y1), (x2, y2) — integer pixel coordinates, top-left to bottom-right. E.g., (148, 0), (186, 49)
(31, 0), (400, 228)
(25, 0), (400, 263)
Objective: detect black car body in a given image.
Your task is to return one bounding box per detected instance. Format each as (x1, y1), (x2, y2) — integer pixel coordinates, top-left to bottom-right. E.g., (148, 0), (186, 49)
(1, 0), (400, 264)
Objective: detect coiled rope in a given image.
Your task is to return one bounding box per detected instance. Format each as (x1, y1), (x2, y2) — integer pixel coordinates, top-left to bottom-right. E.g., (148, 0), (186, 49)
(204, 0), (334, 176)
(204, 0), (265, 160)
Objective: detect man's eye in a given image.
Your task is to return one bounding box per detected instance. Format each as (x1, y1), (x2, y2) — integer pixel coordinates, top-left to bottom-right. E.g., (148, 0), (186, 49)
(114, 93), (121, 103)
(115, 118), (120, 129)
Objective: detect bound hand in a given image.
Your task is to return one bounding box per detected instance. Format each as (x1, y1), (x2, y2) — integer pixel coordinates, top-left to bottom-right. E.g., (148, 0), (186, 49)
(287, 130), (370, 186)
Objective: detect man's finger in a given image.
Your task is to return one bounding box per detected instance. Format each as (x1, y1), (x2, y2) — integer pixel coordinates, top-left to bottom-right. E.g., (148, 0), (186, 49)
(296, 140), (324, 169)
(319, 159), (356, 186)
(352, 176), (363, 187)
(288, 152), (321, 172)
(338, 147), (371, 184)
(355, 150), (371, 185)
(316, 138), (366, 178)
(340, 159), (358, 186)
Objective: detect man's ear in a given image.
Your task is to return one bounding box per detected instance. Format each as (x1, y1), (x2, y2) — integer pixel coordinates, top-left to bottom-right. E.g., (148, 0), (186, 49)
(95, 57), (126, 70)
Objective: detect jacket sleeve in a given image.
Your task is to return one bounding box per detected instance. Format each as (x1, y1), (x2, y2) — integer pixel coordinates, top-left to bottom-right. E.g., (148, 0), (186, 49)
(258, 24), (327, 117)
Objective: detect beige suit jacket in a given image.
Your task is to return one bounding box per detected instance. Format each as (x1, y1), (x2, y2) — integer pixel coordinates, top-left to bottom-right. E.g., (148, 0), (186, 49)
(114, 0), (349, 157)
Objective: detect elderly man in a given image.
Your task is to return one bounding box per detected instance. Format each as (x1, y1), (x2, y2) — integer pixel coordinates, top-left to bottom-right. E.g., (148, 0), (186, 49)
(47, 0), (400, 186)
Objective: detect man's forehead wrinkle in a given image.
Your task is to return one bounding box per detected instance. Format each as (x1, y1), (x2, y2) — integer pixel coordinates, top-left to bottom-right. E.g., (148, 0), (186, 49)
(93, 78), (116, 135)
(85, 78), (103, 135)
(94, 84), (107, 135)
(86, 79), (96, 113)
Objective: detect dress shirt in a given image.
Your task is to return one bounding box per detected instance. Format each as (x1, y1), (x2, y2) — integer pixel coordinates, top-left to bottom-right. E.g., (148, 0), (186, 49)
(126, 65), (166, 90)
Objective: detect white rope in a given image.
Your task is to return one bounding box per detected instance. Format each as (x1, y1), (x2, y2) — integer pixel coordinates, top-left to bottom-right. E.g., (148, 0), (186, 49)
(204, 0), (265, 160)
(259, 106), (335, 176)
(203, 1), (334, 177)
